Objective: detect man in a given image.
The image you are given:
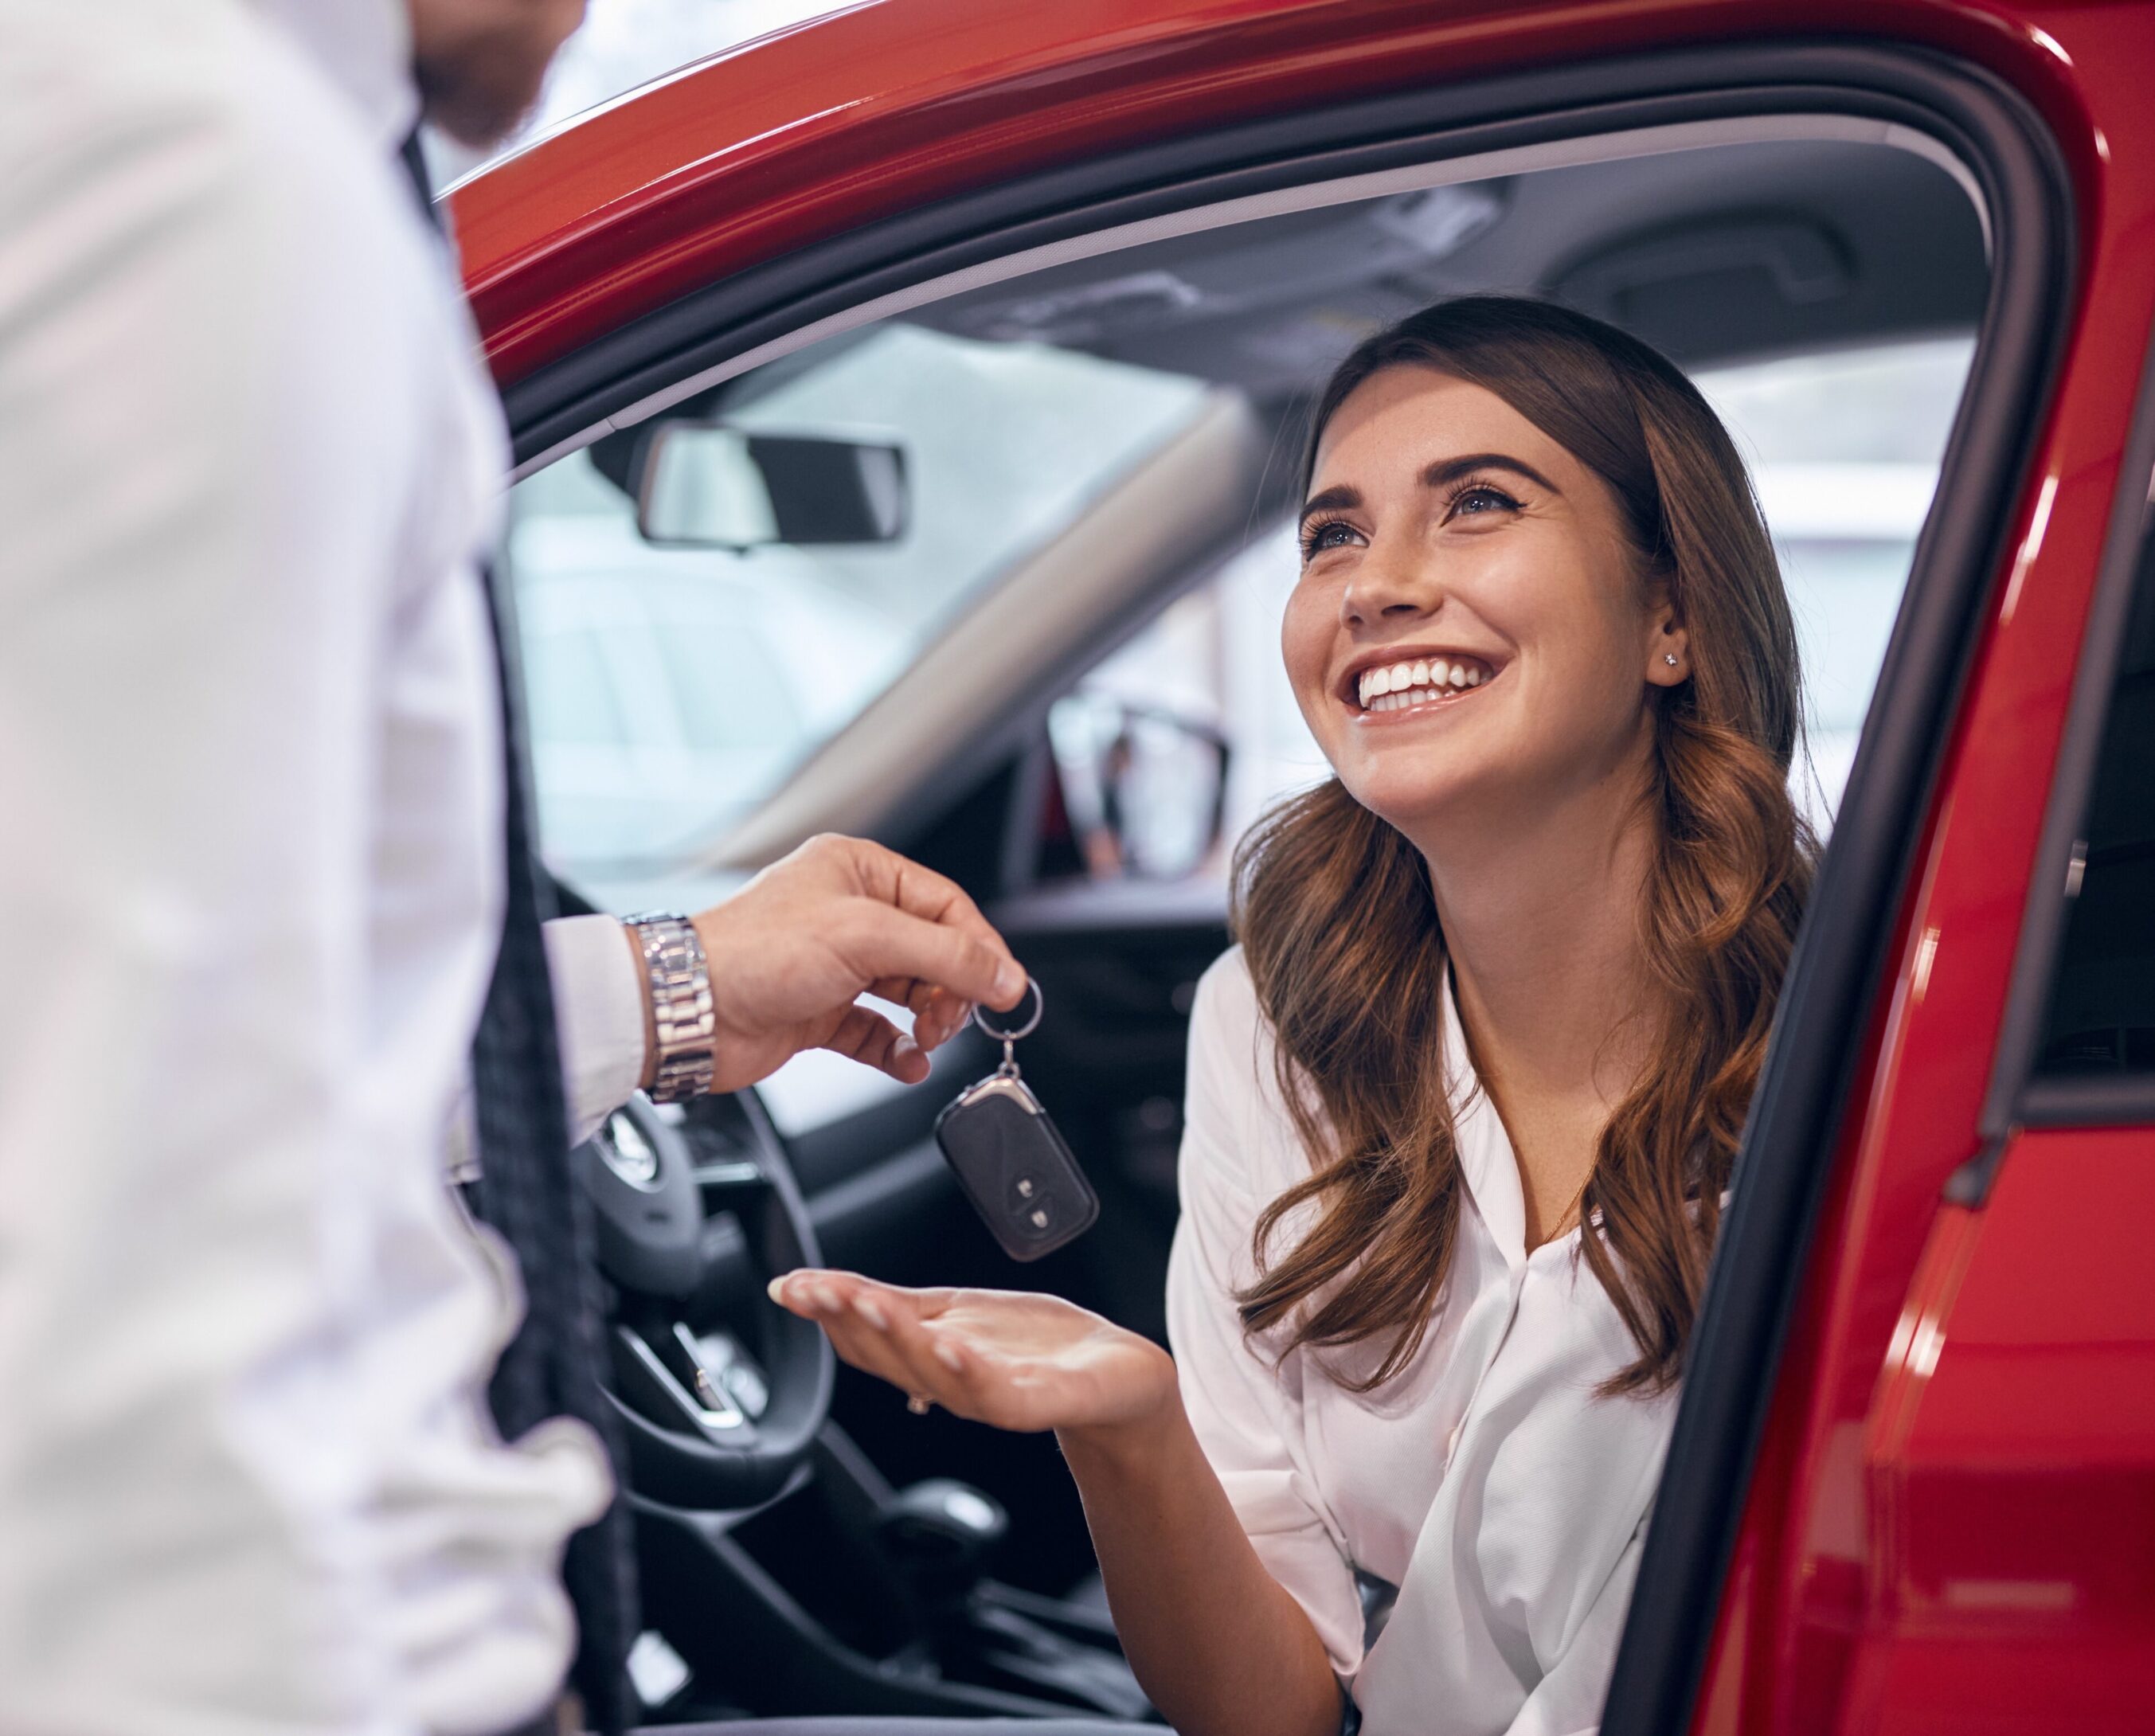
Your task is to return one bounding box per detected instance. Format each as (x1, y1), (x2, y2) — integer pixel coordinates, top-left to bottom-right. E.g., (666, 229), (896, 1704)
(0, 2), (1073, 1731)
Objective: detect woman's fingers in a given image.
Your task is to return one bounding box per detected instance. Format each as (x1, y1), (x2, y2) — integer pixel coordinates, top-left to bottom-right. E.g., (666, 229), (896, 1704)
(768, 1269), (1037, 1424)
(768, 1270), (960, 1358)
(769, 1269), (951, 1319)
(835, 1283), (996, 1419)
(772, 1272), (940, 1394)
(771, 1269), (1171, 1437)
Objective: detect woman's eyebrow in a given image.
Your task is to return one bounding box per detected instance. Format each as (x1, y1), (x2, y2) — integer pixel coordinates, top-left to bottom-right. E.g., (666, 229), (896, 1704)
(1422, 452), (1562, 495)
(1299, 455), (1560, 528)
(1298, 483), (1360, 528)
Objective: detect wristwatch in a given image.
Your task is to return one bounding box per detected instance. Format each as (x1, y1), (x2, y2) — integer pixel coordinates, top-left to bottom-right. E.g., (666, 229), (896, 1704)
(624, 913), (716, 1103)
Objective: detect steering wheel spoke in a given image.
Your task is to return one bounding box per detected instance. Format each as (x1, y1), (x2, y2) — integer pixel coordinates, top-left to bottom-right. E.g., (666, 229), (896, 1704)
(691, 1155), (769, 1207)
(612, 1322), (761, 1445)
(576, 1092), (834, 1510)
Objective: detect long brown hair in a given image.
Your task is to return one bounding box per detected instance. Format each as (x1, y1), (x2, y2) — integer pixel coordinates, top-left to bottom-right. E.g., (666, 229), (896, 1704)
(1231, 295), (1815, 1397)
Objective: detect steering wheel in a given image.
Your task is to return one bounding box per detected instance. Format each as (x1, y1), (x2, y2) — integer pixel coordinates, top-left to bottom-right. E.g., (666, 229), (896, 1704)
(574, 1090), (834, 1510)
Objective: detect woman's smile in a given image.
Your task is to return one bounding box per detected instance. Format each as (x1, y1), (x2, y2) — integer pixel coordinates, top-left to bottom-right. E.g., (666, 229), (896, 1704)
(1339, 647), (1508, 721)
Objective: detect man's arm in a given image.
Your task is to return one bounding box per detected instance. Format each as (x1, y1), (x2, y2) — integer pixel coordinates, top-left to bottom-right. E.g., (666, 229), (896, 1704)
(544, 836), (1027, 1143)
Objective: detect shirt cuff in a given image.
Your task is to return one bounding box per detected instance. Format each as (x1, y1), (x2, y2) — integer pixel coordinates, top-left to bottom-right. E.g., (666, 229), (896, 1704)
(543, 913), (648, 1145)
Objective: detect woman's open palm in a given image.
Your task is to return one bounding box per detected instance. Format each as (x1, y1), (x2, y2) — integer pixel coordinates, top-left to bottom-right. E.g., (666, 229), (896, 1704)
(769, 1268), (1176, 1435)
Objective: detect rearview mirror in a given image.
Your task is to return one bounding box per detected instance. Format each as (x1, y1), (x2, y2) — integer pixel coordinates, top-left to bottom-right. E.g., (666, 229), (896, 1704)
(636, 424), (909, 548)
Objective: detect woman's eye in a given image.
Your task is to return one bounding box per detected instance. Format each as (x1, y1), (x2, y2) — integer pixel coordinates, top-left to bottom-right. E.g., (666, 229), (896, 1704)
(1300, 518), (1359, 561)
(1449, 483), (1520, 520)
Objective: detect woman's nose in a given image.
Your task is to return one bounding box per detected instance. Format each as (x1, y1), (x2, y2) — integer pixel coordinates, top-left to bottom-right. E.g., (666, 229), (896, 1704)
(1340, 538), (1441, 628)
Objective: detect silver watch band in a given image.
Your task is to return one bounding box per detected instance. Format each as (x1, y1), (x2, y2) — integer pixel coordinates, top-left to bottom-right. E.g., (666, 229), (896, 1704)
(624, 913), (716, 1103)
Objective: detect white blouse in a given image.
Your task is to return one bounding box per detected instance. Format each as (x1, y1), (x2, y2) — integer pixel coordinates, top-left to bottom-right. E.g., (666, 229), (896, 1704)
(1164, 949), (1679, 1736)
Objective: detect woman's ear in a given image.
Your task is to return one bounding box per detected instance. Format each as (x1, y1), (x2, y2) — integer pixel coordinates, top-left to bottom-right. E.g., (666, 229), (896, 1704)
(1645, 596), (1690, 689)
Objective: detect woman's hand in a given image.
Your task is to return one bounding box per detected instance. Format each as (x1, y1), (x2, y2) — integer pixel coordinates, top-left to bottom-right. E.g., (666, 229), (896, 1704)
(774, 1269), (1340, 1736)
(768, 1269), (1177, 1438)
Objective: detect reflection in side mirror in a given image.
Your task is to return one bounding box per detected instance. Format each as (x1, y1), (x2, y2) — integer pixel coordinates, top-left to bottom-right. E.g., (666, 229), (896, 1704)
(636, 423), (909, 548)
(1047, 692), (1230, 882)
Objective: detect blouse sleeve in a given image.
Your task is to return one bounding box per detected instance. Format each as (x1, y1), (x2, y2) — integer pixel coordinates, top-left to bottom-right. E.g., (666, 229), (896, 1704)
(1164, 951), (1369, 1677)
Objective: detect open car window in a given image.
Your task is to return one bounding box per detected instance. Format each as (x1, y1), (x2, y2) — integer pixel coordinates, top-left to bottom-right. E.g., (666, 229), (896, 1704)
(506, 123), (1991, 1166)
(507, 129), (1989, 915)
(508, 328), (1212, 886)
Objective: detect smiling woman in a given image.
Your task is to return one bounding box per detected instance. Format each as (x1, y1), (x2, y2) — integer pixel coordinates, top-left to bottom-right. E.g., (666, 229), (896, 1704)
(1246, 295), (1812, 1393)
(770, 295), (1816, 1736)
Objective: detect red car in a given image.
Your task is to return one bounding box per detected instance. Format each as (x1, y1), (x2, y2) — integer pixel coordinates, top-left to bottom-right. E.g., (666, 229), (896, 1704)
(450, 3), (2155, 1732)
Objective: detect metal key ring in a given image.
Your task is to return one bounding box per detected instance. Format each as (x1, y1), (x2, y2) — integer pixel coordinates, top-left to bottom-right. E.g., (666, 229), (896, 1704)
(972, 976), (1043, 1043)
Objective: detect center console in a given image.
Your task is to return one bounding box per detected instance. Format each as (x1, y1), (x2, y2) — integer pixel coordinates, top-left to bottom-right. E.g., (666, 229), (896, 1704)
(632, 1418), (1153, 1724)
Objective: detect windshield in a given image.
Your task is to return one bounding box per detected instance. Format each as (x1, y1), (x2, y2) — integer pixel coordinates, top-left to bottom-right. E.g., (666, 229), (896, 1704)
(506, 324), (1214, 884)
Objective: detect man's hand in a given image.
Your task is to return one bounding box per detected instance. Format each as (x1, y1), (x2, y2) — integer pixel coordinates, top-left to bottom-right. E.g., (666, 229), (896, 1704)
(674, 835), (1026, 1095)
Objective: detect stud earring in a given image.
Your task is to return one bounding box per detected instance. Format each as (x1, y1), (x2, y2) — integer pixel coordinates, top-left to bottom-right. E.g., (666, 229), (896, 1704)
(1664, 652), (1680, 667)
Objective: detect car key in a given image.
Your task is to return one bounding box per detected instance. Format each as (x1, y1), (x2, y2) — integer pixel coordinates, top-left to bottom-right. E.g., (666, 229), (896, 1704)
(933, 979), (1100, 1261)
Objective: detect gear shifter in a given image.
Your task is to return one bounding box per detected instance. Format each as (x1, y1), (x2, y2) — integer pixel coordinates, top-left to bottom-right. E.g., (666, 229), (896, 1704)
(857, 1469), (1152, 1719)
(874, 1477), (1009, 1606)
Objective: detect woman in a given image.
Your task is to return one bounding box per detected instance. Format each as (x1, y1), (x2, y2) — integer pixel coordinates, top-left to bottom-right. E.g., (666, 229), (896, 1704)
(769, 295), (1815, 1736)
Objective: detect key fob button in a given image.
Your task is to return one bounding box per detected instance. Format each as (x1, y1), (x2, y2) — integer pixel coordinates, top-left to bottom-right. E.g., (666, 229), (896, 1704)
(1007, 1173), (1052, 1234)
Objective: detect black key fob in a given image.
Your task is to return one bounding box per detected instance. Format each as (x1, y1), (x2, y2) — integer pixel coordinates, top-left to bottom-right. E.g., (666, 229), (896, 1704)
(933, 979), (1098, 1261)
(934, 1073), (1098, 1261)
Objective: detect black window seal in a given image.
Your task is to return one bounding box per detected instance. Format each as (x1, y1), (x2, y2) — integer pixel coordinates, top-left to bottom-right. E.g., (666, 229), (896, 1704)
(487, 37), (2074, 1736)
(1951, 316), (2155, 1189)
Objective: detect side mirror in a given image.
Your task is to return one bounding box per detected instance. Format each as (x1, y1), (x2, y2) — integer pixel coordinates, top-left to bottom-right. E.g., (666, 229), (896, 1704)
(634, 423), (909, 548)
(1047, 693), (1230, 881)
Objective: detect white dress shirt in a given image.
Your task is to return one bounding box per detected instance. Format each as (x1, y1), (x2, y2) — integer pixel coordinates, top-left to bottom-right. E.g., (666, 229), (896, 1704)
(0, 2), (646, 1730)
(1165, 949), (1679, 1736)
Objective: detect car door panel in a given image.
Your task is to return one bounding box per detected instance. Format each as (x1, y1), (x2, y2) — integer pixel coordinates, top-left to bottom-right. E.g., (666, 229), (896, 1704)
(1647, 17), (2154, 1730)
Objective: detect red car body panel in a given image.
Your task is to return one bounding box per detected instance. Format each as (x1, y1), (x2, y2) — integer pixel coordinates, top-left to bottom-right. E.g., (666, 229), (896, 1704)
(456, 3), (2155, 1730)
(452, 0), (2105, 388)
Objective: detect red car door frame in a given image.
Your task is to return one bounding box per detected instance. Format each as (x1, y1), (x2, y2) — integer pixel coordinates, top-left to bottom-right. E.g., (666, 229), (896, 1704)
(455, 4), (2155, 1731)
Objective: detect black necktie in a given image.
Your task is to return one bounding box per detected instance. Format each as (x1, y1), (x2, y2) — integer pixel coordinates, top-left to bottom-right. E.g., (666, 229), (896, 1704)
(397, 130), (639, 1736)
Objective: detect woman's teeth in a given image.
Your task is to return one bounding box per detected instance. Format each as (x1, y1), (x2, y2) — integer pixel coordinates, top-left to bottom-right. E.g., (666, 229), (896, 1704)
(1356, 655), (1492, 712)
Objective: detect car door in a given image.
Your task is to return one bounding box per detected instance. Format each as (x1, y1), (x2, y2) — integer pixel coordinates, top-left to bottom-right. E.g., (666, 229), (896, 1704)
(456, 0), (2141, 1723)
(1594, 12), (2155, 1736)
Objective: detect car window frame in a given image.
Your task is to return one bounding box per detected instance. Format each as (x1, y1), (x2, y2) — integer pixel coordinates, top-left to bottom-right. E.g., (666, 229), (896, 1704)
(1959, 315), (2155, 1175)
(481, 41), (2074, 1736)
(507, 110), (2001, 874)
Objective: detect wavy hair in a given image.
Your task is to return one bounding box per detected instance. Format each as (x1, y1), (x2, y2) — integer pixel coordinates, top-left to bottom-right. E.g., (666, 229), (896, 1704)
(1231, 296), (1816, 1396)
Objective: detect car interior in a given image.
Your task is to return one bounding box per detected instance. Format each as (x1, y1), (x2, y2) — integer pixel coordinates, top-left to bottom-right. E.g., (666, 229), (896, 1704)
(500, 122), (1992, 1723)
